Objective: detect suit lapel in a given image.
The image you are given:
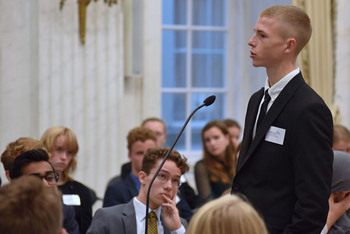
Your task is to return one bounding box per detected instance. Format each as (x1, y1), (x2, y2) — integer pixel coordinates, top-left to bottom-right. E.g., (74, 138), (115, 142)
(236, 88), (264, 172)
(237, 73), (305, 172)
(160, 212), (171, 234)
(122, 200), (137, 233)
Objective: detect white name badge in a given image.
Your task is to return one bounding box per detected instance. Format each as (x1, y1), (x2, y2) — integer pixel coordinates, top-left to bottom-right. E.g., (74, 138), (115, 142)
(63, 194), (81, 206)
(175, 194), (180, 204)
(265, 126), (286, 145)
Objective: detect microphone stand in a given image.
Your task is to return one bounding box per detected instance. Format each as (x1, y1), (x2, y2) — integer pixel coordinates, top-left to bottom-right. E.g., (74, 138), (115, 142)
(144, 95), (216, 234)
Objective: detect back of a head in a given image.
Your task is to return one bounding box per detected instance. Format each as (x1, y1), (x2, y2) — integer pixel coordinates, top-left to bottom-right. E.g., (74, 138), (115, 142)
(260, 5), (312, 55)
(1, 137), (47, 171)
(0, 176), (62, 234)
(187, 195), (268, 234)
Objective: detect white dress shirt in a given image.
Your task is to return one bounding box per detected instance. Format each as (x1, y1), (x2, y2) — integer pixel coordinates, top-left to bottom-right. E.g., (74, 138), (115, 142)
(253, 68), (300, 138)
(133, 197), (186, 234)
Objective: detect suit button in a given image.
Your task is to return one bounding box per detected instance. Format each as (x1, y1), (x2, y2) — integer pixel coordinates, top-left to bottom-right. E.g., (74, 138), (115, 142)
(234, 184), (240, 191)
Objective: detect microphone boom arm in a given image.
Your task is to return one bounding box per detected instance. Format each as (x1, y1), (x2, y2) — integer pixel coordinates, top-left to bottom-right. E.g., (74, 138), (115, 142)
(144, 95), (215, 234)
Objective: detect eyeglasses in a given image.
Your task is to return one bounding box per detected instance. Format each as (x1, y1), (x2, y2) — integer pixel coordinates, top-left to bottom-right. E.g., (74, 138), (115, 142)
(156, 172), (181, 188)
(30, 171), (59, 185)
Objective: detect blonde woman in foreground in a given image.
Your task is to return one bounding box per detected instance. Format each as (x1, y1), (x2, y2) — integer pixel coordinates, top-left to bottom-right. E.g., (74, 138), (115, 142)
(187, 195), (268, 234)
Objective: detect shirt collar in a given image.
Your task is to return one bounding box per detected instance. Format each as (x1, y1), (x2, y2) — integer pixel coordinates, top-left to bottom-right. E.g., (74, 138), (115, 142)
(133, 197), (162, 224)
(264, 68), (300, 101)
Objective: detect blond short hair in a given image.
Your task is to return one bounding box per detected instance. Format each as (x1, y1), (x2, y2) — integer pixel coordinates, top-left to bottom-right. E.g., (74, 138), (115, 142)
(260, 5), (312, 55)
(187, 195), (268, 234)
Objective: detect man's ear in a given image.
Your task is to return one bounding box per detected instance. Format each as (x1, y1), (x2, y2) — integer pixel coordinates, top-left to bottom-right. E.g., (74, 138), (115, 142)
(285, 38), (296, 54)
(138, 171), (146, 185)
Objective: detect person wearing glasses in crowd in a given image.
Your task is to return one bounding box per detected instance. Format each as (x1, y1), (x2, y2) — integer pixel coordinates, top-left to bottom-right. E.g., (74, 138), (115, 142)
(8, 148), (80, 234)
(1, 137), (48, 182)
(87, 147), (189, 234)
(104, 127), (193, 221)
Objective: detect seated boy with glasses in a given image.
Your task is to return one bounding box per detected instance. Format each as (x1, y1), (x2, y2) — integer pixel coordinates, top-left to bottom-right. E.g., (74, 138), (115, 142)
(87, 147), (189, 234)
(9, 148), (80, 234)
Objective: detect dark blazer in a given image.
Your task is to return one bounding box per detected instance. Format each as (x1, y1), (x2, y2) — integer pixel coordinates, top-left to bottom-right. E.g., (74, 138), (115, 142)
(87, 199), (187, 234)
(103, 173), (138, 207)
(63, 203), (80, 234)
(232, 73), (333, 234)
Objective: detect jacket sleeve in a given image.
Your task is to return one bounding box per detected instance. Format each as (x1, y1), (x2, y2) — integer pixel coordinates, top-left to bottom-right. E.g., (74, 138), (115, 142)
(284, 102), (333, 234)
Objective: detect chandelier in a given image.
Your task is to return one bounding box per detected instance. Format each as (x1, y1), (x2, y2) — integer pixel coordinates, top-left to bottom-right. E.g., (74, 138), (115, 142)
(60, 0), (119, 45)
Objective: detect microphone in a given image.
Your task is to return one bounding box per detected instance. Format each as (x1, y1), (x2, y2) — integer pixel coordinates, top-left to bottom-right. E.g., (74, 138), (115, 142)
(144, 95), (216, 234)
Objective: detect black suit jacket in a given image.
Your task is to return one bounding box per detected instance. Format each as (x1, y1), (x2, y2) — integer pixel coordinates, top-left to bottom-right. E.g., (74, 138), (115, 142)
(232, 73), (333, 234)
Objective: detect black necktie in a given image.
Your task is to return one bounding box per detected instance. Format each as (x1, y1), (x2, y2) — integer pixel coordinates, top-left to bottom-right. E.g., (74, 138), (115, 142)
(256, 89), (271, 130)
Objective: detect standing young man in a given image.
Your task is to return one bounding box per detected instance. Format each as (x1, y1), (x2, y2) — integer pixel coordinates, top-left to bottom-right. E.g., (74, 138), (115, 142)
(87, 148), (189, 234)
(231, 5), (333, 234)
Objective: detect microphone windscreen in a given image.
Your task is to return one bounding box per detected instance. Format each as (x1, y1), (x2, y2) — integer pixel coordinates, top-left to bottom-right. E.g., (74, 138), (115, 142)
(203, 95), (216, 106)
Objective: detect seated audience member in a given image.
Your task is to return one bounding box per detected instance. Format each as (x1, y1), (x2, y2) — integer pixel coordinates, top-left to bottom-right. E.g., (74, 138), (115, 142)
(195, 120), (236, 203)
(87, 147), (189, 234)
(333, 124), (350, 155)
(103, 127), (157, 207)
(105, 126), (194, 220)
(142, 117), (168, 147)
(41, 126), (96, 234)
(187, 194), (268, 234)
(142, 117), (202, 210)
(320, 151), (350, 233)
(9, 149), (79, 234)
(1, 137), (47, 181)
(0, 176), (66, 234)
(223, 119), (241, 147)
(114, 117), (169, 181)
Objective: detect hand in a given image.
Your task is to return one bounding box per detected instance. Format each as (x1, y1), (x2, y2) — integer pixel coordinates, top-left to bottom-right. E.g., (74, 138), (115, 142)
(326, 193), (350, 229)
(161, 194), (182, 231)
